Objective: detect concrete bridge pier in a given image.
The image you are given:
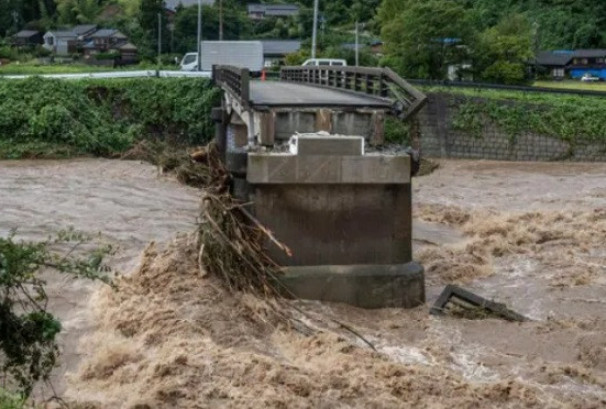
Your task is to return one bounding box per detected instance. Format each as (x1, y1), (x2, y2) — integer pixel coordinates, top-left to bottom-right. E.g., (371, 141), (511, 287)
(245, 135), (425, 309)
(212, 65), (427, 309)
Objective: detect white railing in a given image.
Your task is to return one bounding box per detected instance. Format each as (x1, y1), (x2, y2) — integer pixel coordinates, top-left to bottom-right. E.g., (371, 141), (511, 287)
(0, 70), (212, 80)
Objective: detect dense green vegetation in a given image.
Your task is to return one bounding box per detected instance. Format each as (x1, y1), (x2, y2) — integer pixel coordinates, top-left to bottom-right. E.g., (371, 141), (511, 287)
(378, 0), (606, 83)
(424, 86), (606, 147)
(3, 1), (606, 82)
(0, 230), (112, 398)
(0, 390), (23, 409)
(0, 77), (220, 158)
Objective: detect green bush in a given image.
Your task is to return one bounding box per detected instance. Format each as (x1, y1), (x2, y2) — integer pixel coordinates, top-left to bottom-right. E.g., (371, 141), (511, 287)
(0, 77), (221, 158)
(0, 231), (113, 397)
(95, 51), (120, 60)
(384, 116), (410, 144)
(0, 46), (17, 60)
(0, 390), (23, 409)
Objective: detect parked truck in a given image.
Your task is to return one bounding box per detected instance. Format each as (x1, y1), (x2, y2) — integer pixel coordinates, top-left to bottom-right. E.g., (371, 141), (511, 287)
(180, 41), (264, 73)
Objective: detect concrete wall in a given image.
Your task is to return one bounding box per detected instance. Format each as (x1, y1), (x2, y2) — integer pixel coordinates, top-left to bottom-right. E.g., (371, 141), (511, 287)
(419, 92), (606, 161)
(247, 151), (412, 267)
(252, 184), (412, 266)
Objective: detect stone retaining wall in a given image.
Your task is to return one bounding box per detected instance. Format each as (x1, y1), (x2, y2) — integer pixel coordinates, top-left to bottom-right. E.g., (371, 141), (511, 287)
(419, 92), (606, 161)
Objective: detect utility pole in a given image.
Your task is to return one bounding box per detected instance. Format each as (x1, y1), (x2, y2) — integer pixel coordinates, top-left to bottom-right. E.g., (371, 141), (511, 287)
(157, 13), (162, 65)
(355, 21), (359, 67)
(533, 21), (540, 79)
(219, 0), (224, 41)
(311, 0), (319, 58)
(197, 0), (203, 71)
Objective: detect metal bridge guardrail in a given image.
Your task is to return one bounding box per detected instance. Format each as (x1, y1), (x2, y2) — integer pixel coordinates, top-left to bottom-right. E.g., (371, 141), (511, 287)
(280, 65), (427, 121)
(212, 65), (250, 106)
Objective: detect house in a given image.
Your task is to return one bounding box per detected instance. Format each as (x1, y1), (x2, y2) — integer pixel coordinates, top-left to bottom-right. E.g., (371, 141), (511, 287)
(83, 29), (138, 64)
(568, 49), (606, 79)
(534, 49), (606, 80)
(12, 30), (43, 47)
(261, 39), (301, 67)
(116, 42), (138, 63)
(72, 24), (98, 41)
(247, 4), (299, 20)
(534, 51), (573, 79)
(90, 29), (128, 52)
(370, 40), (384, 56)
(340, 40), (383, 57)
(43, 31), (78, 55)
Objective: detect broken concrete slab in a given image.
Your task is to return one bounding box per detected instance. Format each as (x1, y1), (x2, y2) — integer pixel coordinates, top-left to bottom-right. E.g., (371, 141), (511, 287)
(276, 262), (425, 309)
(430, 285), (528, 322)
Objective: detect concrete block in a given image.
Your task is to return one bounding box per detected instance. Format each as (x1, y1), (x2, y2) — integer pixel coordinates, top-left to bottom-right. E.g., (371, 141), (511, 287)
(332, 112), (373, 138)
(276, 262), (425, 309)
(247, 153), (411, 185)
(258, 111), (276, 146)
(371, 111), (385, 146)
(275, 111), (316, 140)
(289, 134), (364, 156)
(250, 184), (412, 266)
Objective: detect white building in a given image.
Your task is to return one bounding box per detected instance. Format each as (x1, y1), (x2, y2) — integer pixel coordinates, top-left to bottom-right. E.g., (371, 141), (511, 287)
(42, 31), (77, 55)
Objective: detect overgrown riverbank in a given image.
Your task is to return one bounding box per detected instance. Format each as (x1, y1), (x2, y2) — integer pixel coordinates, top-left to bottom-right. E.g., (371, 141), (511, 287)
(0, 77), (220, 159)
(420, 86), (606, 146)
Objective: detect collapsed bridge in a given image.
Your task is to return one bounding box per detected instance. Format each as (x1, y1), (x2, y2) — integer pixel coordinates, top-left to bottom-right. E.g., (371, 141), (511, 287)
(211, 65), (428, 309)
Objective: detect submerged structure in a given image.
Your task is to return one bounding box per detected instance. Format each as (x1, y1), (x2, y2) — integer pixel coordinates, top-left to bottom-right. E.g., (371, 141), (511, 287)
(212, 65), (427, 308)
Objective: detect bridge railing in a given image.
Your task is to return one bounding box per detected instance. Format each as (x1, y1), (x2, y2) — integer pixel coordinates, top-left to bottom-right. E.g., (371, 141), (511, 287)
(280, 66), (427, 120)
(212, 65), (250, 105)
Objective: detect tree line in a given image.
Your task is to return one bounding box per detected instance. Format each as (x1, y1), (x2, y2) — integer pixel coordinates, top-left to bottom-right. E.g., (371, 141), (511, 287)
(379, 0), (606, 83)
(1, 1), (606, 81)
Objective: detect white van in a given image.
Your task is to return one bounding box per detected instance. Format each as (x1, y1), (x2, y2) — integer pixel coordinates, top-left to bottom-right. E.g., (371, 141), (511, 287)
(302, 58), (347, 67)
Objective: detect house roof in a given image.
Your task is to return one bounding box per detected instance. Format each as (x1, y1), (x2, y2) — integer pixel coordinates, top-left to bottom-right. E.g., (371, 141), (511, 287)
(47, 30), (77, 38)
(72, 24), (97, 36)
(117, 42), (138, 51)
(261, 40), (301, 56)
(164, 0), (214, 12)
(535, 51), (573, 67)
(248, 3), (299, 16)
(341, 42), (367, 51)
(91, 29), (118, 38)
(572, 49), (606, 58)
(14, 30), (40, 38)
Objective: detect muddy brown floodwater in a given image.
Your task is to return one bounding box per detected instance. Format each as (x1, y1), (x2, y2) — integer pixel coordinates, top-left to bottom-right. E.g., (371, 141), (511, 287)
(0, 159), (201, 399)
(2, 159), (606, 408)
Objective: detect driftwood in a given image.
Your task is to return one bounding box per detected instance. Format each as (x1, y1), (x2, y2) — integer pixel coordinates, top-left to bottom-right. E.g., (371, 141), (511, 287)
(124, 141), (376, 349)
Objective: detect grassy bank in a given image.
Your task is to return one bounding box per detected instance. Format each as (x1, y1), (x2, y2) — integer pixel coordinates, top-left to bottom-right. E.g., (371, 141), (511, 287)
(533, 80), (606, 92)
(420, 85), (606, 146)
(0, 62), (179, 76)
(0, 77), (220, 159)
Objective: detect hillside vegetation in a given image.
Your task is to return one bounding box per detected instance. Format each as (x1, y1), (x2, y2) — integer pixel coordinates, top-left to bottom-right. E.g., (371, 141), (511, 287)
(2, 1), (606, 82)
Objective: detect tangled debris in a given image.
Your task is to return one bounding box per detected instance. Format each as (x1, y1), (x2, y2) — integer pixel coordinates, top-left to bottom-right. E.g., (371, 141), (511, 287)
(122, 141), (288, 296)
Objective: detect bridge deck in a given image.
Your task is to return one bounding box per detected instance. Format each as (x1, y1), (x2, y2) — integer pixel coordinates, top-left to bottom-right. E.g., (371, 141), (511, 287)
(249, 81), (393, 108)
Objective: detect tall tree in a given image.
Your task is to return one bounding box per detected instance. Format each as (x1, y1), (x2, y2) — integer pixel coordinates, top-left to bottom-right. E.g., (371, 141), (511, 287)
(56, 0), (100, 24)
(379, 0), (476, 79)
(139, 0), (167, 56)
(474, 13), (533, 84)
